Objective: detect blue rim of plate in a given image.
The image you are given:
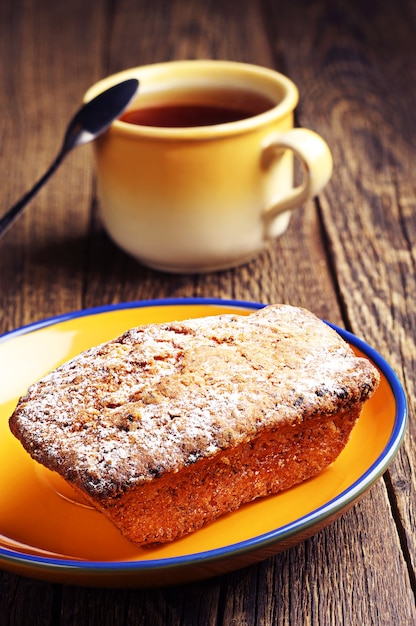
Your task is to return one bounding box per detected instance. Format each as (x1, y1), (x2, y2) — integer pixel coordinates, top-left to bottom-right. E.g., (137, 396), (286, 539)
(0, 297), (408, 577)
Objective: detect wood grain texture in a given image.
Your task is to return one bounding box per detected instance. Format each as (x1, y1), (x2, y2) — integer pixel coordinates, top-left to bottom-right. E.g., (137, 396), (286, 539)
(262, 0), (416, 606)
(0, 0), (415, 624)
(0, 0), (106, 329)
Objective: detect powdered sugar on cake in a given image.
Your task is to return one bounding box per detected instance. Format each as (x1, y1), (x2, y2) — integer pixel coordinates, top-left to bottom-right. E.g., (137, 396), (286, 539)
(9, 305), (379, 499)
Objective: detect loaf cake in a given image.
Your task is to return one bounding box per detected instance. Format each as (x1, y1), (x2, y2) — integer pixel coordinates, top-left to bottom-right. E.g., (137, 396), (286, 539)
(9, 305), (380, 546)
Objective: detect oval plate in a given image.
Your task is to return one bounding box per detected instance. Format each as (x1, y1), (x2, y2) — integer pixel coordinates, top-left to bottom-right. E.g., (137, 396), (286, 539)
(0, 298), (407, 587)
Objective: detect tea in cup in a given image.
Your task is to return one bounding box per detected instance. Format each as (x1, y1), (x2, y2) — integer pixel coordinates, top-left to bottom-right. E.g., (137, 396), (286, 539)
(84, 60), (333, 272)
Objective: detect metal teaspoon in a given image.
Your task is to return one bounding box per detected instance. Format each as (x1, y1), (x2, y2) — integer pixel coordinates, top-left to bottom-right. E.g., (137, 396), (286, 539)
(0, 78), (139, 239)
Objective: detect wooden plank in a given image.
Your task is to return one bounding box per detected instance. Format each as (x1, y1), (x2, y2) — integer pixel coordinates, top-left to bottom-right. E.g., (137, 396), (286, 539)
(0, 0), (106, 332)
(260, 0), (416, 622)
(59, 583), (221, 626)
(0, 0), (107, 620)
(0, 572), (59, 626)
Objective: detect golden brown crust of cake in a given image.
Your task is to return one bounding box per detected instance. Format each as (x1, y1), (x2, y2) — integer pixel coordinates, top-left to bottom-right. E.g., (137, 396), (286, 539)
(9, 304), (380, 545)
(80, 405), (360, 545)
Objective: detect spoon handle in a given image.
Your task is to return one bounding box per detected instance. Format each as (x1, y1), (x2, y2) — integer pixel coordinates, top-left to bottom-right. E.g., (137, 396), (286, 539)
(0, 150), (65, 240)
(0, 79), (139, 242)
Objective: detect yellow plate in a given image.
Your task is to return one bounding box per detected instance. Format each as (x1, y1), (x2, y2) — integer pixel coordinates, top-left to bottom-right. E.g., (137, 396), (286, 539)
(0, 299), (407, 587)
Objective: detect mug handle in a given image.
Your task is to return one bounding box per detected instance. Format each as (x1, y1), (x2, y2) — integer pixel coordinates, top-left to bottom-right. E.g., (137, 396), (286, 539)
(262, 128), (333, 228)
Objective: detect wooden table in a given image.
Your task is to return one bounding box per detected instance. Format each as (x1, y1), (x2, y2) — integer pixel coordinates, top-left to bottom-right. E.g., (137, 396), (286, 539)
(1, 0), (415, 624)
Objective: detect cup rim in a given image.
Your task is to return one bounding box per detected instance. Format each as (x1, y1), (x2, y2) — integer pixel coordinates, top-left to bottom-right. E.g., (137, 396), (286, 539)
(84, 60), (299, 140)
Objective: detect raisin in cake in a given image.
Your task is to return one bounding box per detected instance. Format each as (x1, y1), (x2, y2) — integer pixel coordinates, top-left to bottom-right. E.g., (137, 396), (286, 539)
(9, 305), (380, 545)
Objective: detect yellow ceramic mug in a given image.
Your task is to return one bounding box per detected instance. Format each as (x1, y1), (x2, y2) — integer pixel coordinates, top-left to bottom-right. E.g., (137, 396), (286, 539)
(84, 60), (333, 273)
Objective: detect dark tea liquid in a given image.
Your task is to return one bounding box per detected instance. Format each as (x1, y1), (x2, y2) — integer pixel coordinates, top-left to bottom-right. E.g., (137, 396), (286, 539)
(120, 90), (274, 128)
